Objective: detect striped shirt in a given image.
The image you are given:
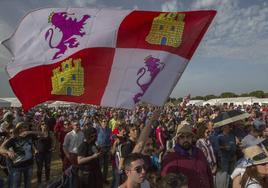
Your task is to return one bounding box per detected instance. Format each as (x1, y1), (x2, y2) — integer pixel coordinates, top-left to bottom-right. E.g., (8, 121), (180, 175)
(196, 138), (217, 171)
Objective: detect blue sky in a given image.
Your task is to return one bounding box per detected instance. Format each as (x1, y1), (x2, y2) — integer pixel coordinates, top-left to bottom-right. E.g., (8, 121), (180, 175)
(0, 0), (268, 98)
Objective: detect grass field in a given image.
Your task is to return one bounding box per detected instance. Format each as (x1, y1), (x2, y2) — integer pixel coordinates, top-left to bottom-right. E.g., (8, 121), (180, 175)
(0, 151), (112, 188)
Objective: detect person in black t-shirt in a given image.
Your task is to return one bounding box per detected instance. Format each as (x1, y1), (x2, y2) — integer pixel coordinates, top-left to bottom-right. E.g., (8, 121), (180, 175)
(119, 124), (139, 183)
(43, 111), (56, 132)
(34, 123), (54, 184)
(121, 124), (139, 162)
(1, 122), (43, 188)
(77, 127), (103, 188)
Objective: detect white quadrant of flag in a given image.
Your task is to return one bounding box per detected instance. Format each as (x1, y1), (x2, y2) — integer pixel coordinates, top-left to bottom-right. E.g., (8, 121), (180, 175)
(101, 48), (188, 108)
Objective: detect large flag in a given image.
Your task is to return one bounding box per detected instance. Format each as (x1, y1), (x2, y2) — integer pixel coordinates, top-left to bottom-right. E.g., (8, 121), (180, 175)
(2, 8), (216, 110)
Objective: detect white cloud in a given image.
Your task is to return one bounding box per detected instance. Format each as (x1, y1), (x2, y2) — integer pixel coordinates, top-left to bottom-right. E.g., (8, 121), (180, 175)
(161, 0), (179, 12)
(57, 0), (97, 7)
(192, 0), (220, 9)
(133, 5), (139, 10)
(190, 0), (268, 64)
(73, 0), (97, 7)
(0, 20), (12, 72)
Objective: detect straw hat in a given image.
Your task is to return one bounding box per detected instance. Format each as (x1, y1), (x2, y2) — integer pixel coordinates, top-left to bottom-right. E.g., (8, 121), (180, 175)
(213, 110), (250, 128)
(243, 145), (268, 167)
(175, 123), (194, 136)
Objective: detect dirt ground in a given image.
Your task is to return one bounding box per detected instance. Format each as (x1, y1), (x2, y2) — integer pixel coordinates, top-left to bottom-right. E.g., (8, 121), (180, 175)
(0, 151), (112, 188)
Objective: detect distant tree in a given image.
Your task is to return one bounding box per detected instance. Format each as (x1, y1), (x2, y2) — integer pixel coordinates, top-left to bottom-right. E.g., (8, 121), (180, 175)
(249, 90), (265, 98)
(204, 95), (217, 100)
(191, 96), (204, 100)
(220, 92), (237, 98)
(177, 97), (183, 103)
(168, 97), (177, 103)
(240, 93), (249, 97)
(265, 93), (268, 98)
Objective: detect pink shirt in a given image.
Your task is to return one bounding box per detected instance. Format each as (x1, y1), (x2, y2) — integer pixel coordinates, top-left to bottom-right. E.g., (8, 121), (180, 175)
(156, 127), (165, 148)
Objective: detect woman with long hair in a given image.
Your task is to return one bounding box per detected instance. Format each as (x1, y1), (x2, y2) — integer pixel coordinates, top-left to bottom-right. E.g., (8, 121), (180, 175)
(196, 123), (217, 175)
(240, 145), (268, 188)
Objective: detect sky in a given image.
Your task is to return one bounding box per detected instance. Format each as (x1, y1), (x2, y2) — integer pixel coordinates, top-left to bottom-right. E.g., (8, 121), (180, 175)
(0, 0), (268, 99)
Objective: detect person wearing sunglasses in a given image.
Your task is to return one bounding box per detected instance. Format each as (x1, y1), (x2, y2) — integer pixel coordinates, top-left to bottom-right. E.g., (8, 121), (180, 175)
(119, 153), (150, 188)
(240, 145), (268, 188)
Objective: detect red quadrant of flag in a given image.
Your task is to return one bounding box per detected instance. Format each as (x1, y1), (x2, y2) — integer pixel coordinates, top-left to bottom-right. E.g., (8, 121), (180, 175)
(117, 10), (216, 59)
(9, 48), (115, 110)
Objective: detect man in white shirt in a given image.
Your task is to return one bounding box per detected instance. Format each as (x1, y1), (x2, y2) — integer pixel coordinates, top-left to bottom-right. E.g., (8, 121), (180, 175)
(63, 120), (84, 170)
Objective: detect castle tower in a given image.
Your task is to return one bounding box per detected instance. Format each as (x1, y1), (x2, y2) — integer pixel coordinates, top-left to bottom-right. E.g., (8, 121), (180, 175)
(146, 13), (185, 47)
(51, 58), (84, 96)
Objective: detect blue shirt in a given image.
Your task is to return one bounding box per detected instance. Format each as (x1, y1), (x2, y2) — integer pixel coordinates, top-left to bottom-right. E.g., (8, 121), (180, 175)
(218, 133), (236, 160)
(209, 129), (220, 157)
(96, 126), (111, 147)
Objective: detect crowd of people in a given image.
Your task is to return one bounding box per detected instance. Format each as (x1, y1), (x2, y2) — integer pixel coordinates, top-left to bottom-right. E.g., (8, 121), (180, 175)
(0, 100), (268, 188)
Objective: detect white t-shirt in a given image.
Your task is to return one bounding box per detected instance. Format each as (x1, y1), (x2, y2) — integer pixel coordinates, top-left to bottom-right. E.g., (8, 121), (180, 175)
(118, 180), (150, 188)
(245, 178), (262, 188)
(141, 180), (150, 188)
(241, 134), (263, 148)
(63, 130), (84, 154)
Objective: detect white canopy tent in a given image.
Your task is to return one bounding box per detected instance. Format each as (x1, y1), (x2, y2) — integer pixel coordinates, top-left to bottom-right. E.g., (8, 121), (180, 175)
(0, 98), (21, 107)
(187, 100), (204, 106)
(203, 97), (258, 106)
(218, 97), (257, 106)
(203, 98), (222, 106)
(244, 98), (268, 105)
(47, 101), (79, 108)
(0, 99), (11, 108)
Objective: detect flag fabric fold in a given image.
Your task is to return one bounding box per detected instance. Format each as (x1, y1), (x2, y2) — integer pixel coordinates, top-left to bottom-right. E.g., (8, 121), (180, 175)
(2, 8), (216, 110)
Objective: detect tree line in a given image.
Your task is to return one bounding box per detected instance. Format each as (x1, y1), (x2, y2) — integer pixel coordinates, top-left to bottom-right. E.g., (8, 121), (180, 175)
(168, 90), (268, 103)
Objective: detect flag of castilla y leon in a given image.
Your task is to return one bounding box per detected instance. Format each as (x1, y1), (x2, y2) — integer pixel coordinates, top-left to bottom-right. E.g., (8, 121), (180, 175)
(2, 8), (216, 111)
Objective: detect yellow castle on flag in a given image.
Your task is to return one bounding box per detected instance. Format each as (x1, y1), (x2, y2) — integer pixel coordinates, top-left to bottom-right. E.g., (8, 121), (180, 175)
(51, 58), (84, 96)
(146, 13), (185, 47)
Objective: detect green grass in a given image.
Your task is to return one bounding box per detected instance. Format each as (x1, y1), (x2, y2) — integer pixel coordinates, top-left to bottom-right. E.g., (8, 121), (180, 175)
(0, 151), (112, 188)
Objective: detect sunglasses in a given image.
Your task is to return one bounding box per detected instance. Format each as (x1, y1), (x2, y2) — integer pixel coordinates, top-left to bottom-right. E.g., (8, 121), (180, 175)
(129, 165), (147, 174)
(90, 134), (97, 138)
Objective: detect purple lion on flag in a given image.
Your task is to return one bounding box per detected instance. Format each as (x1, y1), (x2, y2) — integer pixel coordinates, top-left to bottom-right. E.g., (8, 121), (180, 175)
(45, 12), (90, 60)
(133, 55), (165, 104)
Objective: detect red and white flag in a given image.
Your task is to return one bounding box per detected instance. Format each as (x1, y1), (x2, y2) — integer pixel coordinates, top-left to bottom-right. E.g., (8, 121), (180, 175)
(2, 8), (216, 110)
